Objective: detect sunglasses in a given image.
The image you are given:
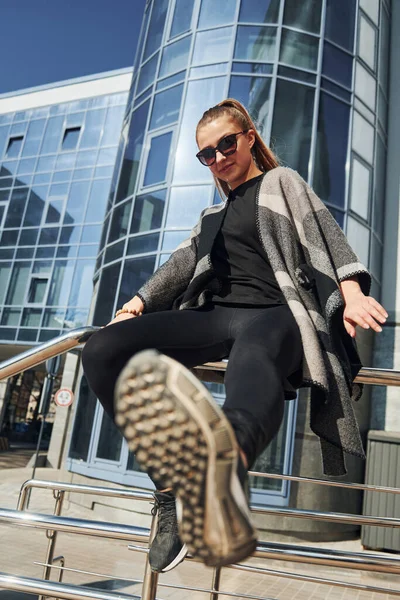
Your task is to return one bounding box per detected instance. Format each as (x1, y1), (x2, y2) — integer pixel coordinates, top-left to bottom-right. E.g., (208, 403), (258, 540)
(196, 130), (249, 166)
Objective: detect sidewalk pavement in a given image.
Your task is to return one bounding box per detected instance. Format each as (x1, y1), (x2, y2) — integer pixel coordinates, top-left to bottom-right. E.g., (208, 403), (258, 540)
(0, 449), (399, 599)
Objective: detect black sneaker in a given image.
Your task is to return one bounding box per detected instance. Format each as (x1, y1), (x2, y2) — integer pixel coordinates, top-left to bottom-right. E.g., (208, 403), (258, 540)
(115, 350), (257, 567)
(149, 490), (188, 572)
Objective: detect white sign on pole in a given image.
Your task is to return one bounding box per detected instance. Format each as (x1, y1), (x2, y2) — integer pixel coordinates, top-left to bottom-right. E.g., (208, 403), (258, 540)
(54, 388), (74, 408)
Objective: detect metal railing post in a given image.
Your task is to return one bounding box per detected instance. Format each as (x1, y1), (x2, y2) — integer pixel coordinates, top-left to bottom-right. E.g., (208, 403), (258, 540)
(39, 489), (65, 600)
(141, 511), (159, 600)
(210, 567), (222, 600)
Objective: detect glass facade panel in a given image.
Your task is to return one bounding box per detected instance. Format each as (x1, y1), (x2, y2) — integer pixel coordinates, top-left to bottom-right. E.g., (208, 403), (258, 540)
(170, 0), (194, 38)
(0, 125), (9, 157)
(238, 0), (280, 23)
(64, 181), (90, 224)
(143, 0), (168, 61)
(109, 201), (131, 243)
(359, 15), (377, 71)
(271, 79), (315, 180)
(5, 262), (30, 304)
(346, 216), (370, 265)
(127, 232), (160, 254)
(374, 135), (386, 238)
(323, 42), (353, 89)
(6, 137), (23, 158)
(28, 278), (48, 303)
(41, 117), (64, 154)
(21, 308), (42, 327)
(4, 188), (29, 227)
(69, 375), (98, 461)
(1, 308), (20, 326)
(350, 157), (370, 221)
(62, 127), (81, 151)
(92, 262), (121, 326)
(280, 29), (319, 71)
(47, 260), (75, 305)
(173, 77), (226, 184)
(162, 230), (190, 251)
(150, 85), (184, 130)
(234, 26), (277, 62)
(313, 93), (350, 207)
(283, 0), (322, 34)
(0, 263), (12, 304)
(80, 109), (106, 148)
(379, 8), (389, 93)
(131, 189), (166, 233)
(159, 36), (191, 79)
(193, 27), (234, 65)
(117, 256), (157, 307)
(96, 411), (123, 461)
(325, 0), (356, 51)
(85, 179), (111, 222)
(101, 106), (125, 146)
(143, 131), (173, 186)
(117, 100), (150, 203)
(355, 62), (376, 112)
(352, 111), (374, 165)
(21, 119), (46, 157)
(229, 76), (272, 137)
(68, 260), (95, 307)
(198, 0), (237, 28)
(137, 53), (159, 96)
(360, 0), (379, 24)
(166, 185), (211, 228)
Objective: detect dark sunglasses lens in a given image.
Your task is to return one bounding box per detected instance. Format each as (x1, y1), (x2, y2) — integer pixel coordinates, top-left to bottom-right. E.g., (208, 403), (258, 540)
(198, 149), (215, 165)
(219, 134), (237, 152)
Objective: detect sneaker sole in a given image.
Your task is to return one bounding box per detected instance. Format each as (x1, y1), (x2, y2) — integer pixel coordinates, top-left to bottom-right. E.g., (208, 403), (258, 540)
(114, 350), (257, 567)
(158, 543), (188, 573)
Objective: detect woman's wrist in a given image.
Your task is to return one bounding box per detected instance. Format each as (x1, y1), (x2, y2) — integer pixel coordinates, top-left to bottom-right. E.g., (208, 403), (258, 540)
(340, 276), (362, 303)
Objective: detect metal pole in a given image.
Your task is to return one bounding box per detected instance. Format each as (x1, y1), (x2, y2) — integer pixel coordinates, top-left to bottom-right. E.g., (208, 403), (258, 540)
(210, 567), (222, 600)
(38, 490), (65, 600)
(141, 511), (159, 600)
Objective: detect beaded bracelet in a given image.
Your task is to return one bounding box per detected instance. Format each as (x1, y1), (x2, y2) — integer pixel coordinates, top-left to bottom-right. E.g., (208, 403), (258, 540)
(115, 307), (140, 318)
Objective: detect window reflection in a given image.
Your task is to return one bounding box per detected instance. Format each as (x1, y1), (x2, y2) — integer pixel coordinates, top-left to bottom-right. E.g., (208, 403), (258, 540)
(23, 186), (46, 227)
(283, 0), (322, 34)
(22, 119), (46, 157)
(280, 29), (319, 71)
(85, 179), (111, 222)
(173, 77), (226, 184)
(117, 100), (150, 203)
(229, 76), (272, 137)
(96, 410), (123, 461)
(143, 0), (169, 61)
(143, 131), (173, 187)
(102, 106), (125, 146)
(159, 36), (191, 79)
(0, 263), (12, 304)
(234, 26), (277, 62)
(325, 0), (356, 52)
(170, 0), (194, 38)
(109, 200), (131, 243)
(238, 0), (280, 23)
(150, 85), (183, 130)
(166, 185), (211, 228)
(271, 79), (314, 180)
(92, 262), (121, 326)
(198, 0), (237, 28)
(5, 262), (30, 304)
(193, 27), (234, 65)
(162, 230), (190, 251)
(6, 136), (24, 158)
(80, 109), (106, 148)
(131, 189), (166, 233)
(64, 181), (90, 224)
(47, 260), (75, 305)
(4, 187), (29, 228)
(41, 116), (64, 154)
(323, 42), (353, 89)
(69, 375), (98, 461)
(374, 135), (386, 239)
(117, 256), (156, 308)
(313, 93), (350, 207)
(137, 53), (159, 96)
(68, 260), (95, 307)
(127, 232), (160, 254)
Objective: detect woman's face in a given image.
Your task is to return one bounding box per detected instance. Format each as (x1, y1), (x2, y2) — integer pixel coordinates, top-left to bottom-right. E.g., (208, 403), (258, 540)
(196, 116), (256, 188)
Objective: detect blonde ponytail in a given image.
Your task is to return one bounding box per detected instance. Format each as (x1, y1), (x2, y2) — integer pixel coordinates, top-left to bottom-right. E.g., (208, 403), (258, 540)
(196, 98), (279, 199)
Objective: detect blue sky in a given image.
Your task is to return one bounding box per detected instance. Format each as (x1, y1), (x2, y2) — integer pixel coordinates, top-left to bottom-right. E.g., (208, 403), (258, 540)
(0, 0), (146, 94)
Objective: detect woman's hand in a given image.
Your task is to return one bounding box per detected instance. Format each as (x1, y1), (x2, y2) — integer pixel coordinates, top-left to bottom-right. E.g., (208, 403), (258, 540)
(340, 278), (388, 338)
(105, 295), (144, 327)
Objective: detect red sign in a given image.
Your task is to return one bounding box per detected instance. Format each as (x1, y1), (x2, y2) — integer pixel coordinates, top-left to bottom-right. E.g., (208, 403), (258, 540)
(54, 388), (74, 408)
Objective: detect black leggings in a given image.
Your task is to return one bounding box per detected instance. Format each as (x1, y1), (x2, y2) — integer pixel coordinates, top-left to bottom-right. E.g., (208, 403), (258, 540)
(82, 303), (303, 468)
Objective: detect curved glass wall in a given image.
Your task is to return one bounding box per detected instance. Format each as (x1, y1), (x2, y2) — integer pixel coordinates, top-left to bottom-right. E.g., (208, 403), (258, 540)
(0, 91), (127, 344)
(69, 0), (390, 501)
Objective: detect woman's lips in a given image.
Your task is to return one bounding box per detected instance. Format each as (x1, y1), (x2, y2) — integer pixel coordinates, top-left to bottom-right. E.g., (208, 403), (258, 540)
(219, 163), (234, 174)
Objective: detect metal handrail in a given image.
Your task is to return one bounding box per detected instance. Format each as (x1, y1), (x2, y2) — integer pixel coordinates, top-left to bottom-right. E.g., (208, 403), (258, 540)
(0, 326), (399, 387)
(1, 327), (400, 600)
(0, 571), (139, 600)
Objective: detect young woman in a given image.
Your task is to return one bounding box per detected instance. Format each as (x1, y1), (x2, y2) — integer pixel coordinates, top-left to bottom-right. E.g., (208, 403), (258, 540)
(82, 99), (387, 572)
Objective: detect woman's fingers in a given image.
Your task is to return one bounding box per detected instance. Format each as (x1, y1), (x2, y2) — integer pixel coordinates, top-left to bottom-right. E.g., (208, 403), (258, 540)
(366, 296), (388, 320)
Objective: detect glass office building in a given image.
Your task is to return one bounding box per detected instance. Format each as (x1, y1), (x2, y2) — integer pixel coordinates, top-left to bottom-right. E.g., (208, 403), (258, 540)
(68, 0), (391, 515)
(0, 69), (131, 446)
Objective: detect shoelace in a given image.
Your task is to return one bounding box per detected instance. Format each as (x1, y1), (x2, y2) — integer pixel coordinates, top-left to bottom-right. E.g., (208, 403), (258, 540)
(151, 497), (178, 534)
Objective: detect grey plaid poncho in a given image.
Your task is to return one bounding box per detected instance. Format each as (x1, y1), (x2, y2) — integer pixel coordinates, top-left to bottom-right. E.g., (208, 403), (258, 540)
(137, 167), (371, 476)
